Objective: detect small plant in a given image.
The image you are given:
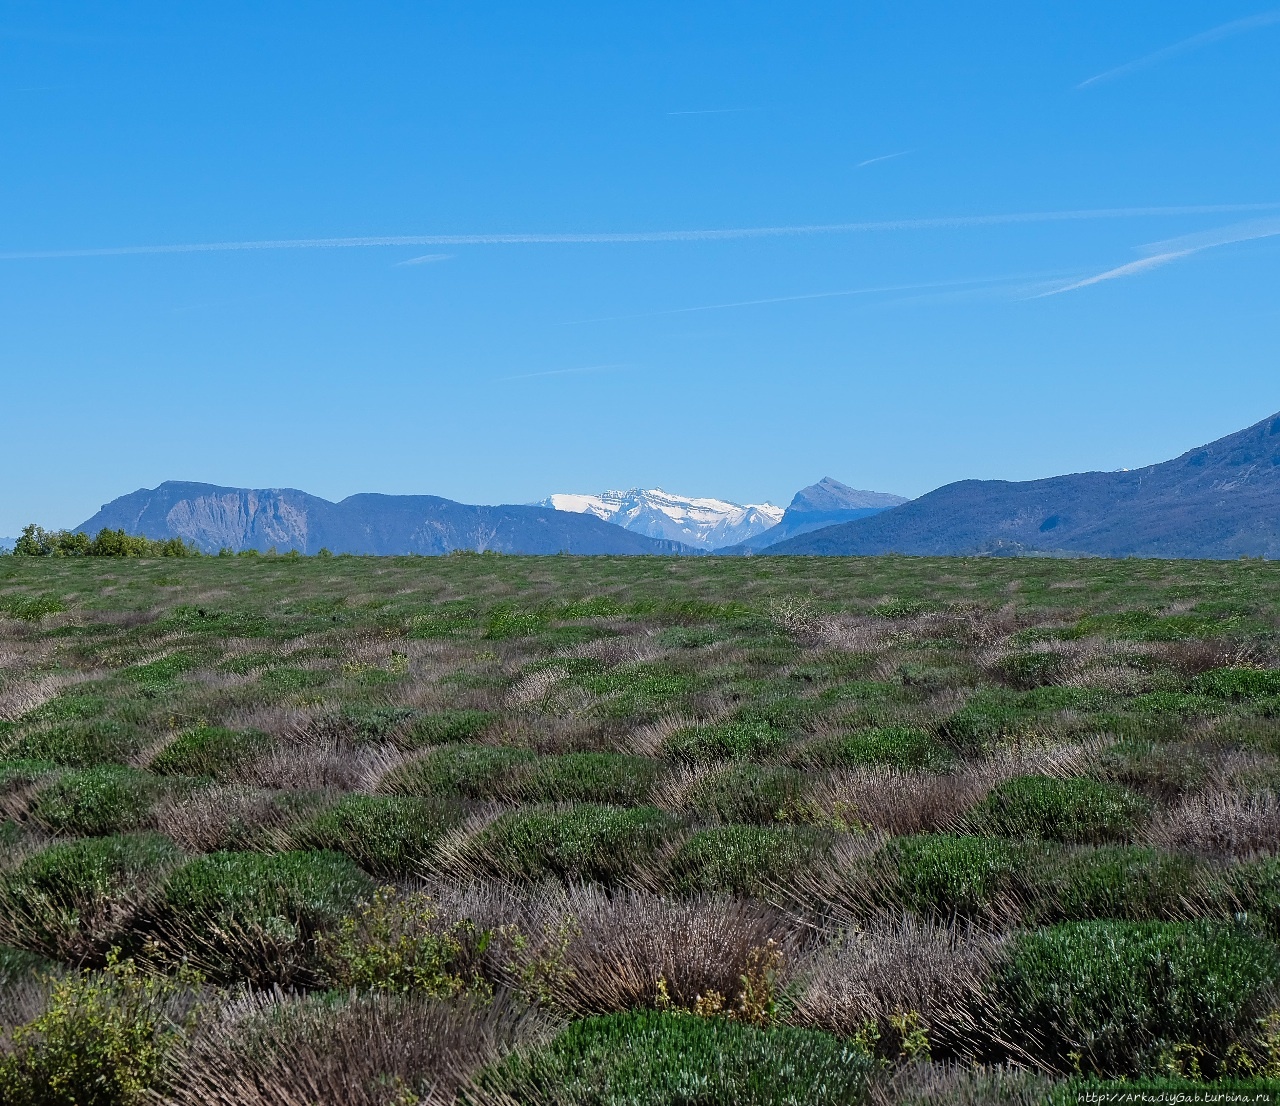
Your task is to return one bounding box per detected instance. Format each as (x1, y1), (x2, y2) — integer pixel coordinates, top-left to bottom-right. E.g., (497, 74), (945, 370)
(150, 725), (271, 778)
(686, 762), (809, 824)
(888, 833), (1030, 916)
(386, 743), (534, 798)
(826, 725), (952, 770)
(321, 886), (480, 997)
(508, 751), (661, 805)
(31, 765), (172, 836)
(669, 824), (834, 896)
(293, 794), (463, 877)
(665, 719), (791, 762)
(0, 949), (198, 1106)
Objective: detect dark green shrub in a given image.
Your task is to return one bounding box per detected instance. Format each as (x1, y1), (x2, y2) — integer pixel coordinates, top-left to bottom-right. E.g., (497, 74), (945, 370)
(479, 1009), (875, 1106)
(1195, 668), (1280, 701)
(258, 666), (329, 692)
(386, 744), (534, 798)
(31, 765), (175, 836)
(122, 651), (204, 687)
(158, 850), (374, 984)
(994, 650), (1066, 689)
(888, 834), (1030, 916)
(944, 687), (1104, 751)
(403, 709), (495, 748)
(0, 834), (179, 960)
(150, 726), (271, 779)
(1036, 846), (1200, 921)
(1095, 739), (1207, 801)
(508, 752), (660, 805)
(665, 720), (790, 762)
(577, 663), (695, 720)
(293, 795), (463, 877)
(10, 719), (143, 767)
(463, 804), (673, 883)
(990, 921), (1280, 1076)
(669, 825), (835, 896)
(337, 704), (419, 743)
(687, 762), (808, 823)
(0, 758), (58, 790)
(0, 945), (52, 985)
(823, 725), (952, 770)
(0, 593), (67, 621)
(968, 775), (1150, 843)
(1224, 856), (1280, 938)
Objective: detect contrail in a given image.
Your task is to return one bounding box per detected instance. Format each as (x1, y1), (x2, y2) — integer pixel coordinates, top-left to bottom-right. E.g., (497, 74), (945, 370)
(4, 203), (1280, 260)
(857, 150), (911, 168)
(1079, 10), (1280, 88)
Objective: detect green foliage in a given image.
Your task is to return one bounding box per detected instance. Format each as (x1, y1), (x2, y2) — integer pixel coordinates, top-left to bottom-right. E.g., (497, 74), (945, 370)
(479, 1009), (876, 1106)
(320, 886), (478, 996)
(993, 650), (1067, 689)
(0, 758), (58, 789)
(158, 850), (374, 983)
(336, 703), (419, 743)
(665, 719), (790, 762)
(149, 725), (270, 778)
(1224, 856), (1280, 938)
(11, 523), (197, 559)
(1037, 846), (1201, 921)
(387, 743), (534, 798)
(967, 775), (1151, 844)
(0, 835), (179, 959)
(670, 825), (835, 896)
(576, 662), (695, 719)
(403, 708), (495, 747)
(888, 834), (1029, 916)
(1066, 608), (1242, 641)
(30, 765), (171, 836)
(0, 951), (196, 1106)
(510, 751), (660, 804)
(9, 719), (144, 768)
(0, 593), (68, 621)
(824, 725), (952, 769)
(687, 762), (808, 823)
(465, 804), (673, 883)
(991, 921), (1280, 1076)
(293, 794), (462, 877)
(1195, 667), (1280, 701)
(944, 687), (1104, 750)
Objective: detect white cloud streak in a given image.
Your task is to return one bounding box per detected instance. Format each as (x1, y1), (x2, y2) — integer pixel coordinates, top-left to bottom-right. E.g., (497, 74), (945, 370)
(4, 204), (1279, 261)
(1038, 217), (1280, 296)
(394, 253), (452, 266)
(857, 150), (911, 168)
(1079, 9), (1280, 88)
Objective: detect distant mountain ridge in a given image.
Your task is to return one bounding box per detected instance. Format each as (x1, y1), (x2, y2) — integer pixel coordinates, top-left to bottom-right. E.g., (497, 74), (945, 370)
(725, 478), (909, 553)
(75, 483), (697, 556)
(539, 488), (783, 550)
(767, 411), (1280, 559)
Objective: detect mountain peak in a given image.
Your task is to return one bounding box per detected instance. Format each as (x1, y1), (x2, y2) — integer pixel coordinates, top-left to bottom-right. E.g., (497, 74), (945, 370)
(789, 478), (909, 513)
(540, 488), (783, 551)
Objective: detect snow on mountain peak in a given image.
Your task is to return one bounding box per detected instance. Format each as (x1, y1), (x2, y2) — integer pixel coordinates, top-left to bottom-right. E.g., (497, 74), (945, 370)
(540, 488), (783, 550)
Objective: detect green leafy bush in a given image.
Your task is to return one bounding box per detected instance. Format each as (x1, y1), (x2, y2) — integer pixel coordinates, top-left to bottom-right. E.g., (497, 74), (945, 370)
(403, 709), (495, 748)
(687, 762), (808, 823)
(31, 766), (174, 835)
(944, 687), (1103, 751)
(823, 725), (952, 770)
(1036, 846), (1201, 921)
(968, 775), (1151, 843)
(149, 726), (271, 779)
(508, 752), (660, 805)
(576, 663), (695, 720)
(994, 650), (1067, 689)
(320, 886), (478, 996)
(293, 794), (462, 877)
(0, 834), (179, 960)
(10, 719), (143, 767)
(888, 834), (1030, 916)
(669, 825), (835, 896)
(0, 951), (196, 1106)
(336, 704), (419, 743)
(0, 593), (67, 621)
(1195, 668), (1280, 701)
(479, 1009), (875, 1106)
(12, 522), (197, 558)
(463, 804), (673, 883)
(157, 850), (374, 984)
(386, 743), (534, 798)
(665, 720), (790, 762)
(1223, 856), (1280, 938)
(990, 921), (1280, 1076)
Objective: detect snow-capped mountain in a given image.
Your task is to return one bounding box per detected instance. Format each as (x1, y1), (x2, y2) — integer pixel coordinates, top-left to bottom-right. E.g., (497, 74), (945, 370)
(540, 488), (784, 551)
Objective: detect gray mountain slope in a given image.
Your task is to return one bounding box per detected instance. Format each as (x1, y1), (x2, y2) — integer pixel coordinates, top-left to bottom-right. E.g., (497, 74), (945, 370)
(75, 482), (697, 555)
(764, 412), (1280, 559)
(724, 477), (909, 553)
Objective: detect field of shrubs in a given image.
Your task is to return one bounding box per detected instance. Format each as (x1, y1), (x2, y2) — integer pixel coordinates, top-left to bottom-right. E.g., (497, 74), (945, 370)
(2, 550), (1280, 1104)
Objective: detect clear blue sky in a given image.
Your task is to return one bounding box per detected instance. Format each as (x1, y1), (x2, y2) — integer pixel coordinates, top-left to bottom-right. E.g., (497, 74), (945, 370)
(3, 2), (1279, 533)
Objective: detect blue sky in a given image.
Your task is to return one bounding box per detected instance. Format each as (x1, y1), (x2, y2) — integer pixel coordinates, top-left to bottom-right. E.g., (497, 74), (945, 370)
(2, 1), (1279, 532)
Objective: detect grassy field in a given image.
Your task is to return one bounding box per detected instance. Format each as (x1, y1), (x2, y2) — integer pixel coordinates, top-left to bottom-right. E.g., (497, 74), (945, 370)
(2, 551), (1280, 1104)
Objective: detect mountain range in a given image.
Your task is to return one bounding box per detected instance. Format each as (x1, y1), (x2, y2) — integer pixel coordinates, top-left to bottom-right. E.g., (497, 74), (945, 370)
(767, 410), (1280, 559)
(74, 483), (697, 556)
(538, 488), (783, 551)
(725, 478), (909, 553)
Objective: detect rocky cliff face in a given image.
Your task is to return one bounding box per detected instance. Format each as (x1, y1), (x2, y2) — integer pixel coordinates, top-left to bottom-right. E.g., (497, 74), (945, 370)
(76, 483), (698, 556)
